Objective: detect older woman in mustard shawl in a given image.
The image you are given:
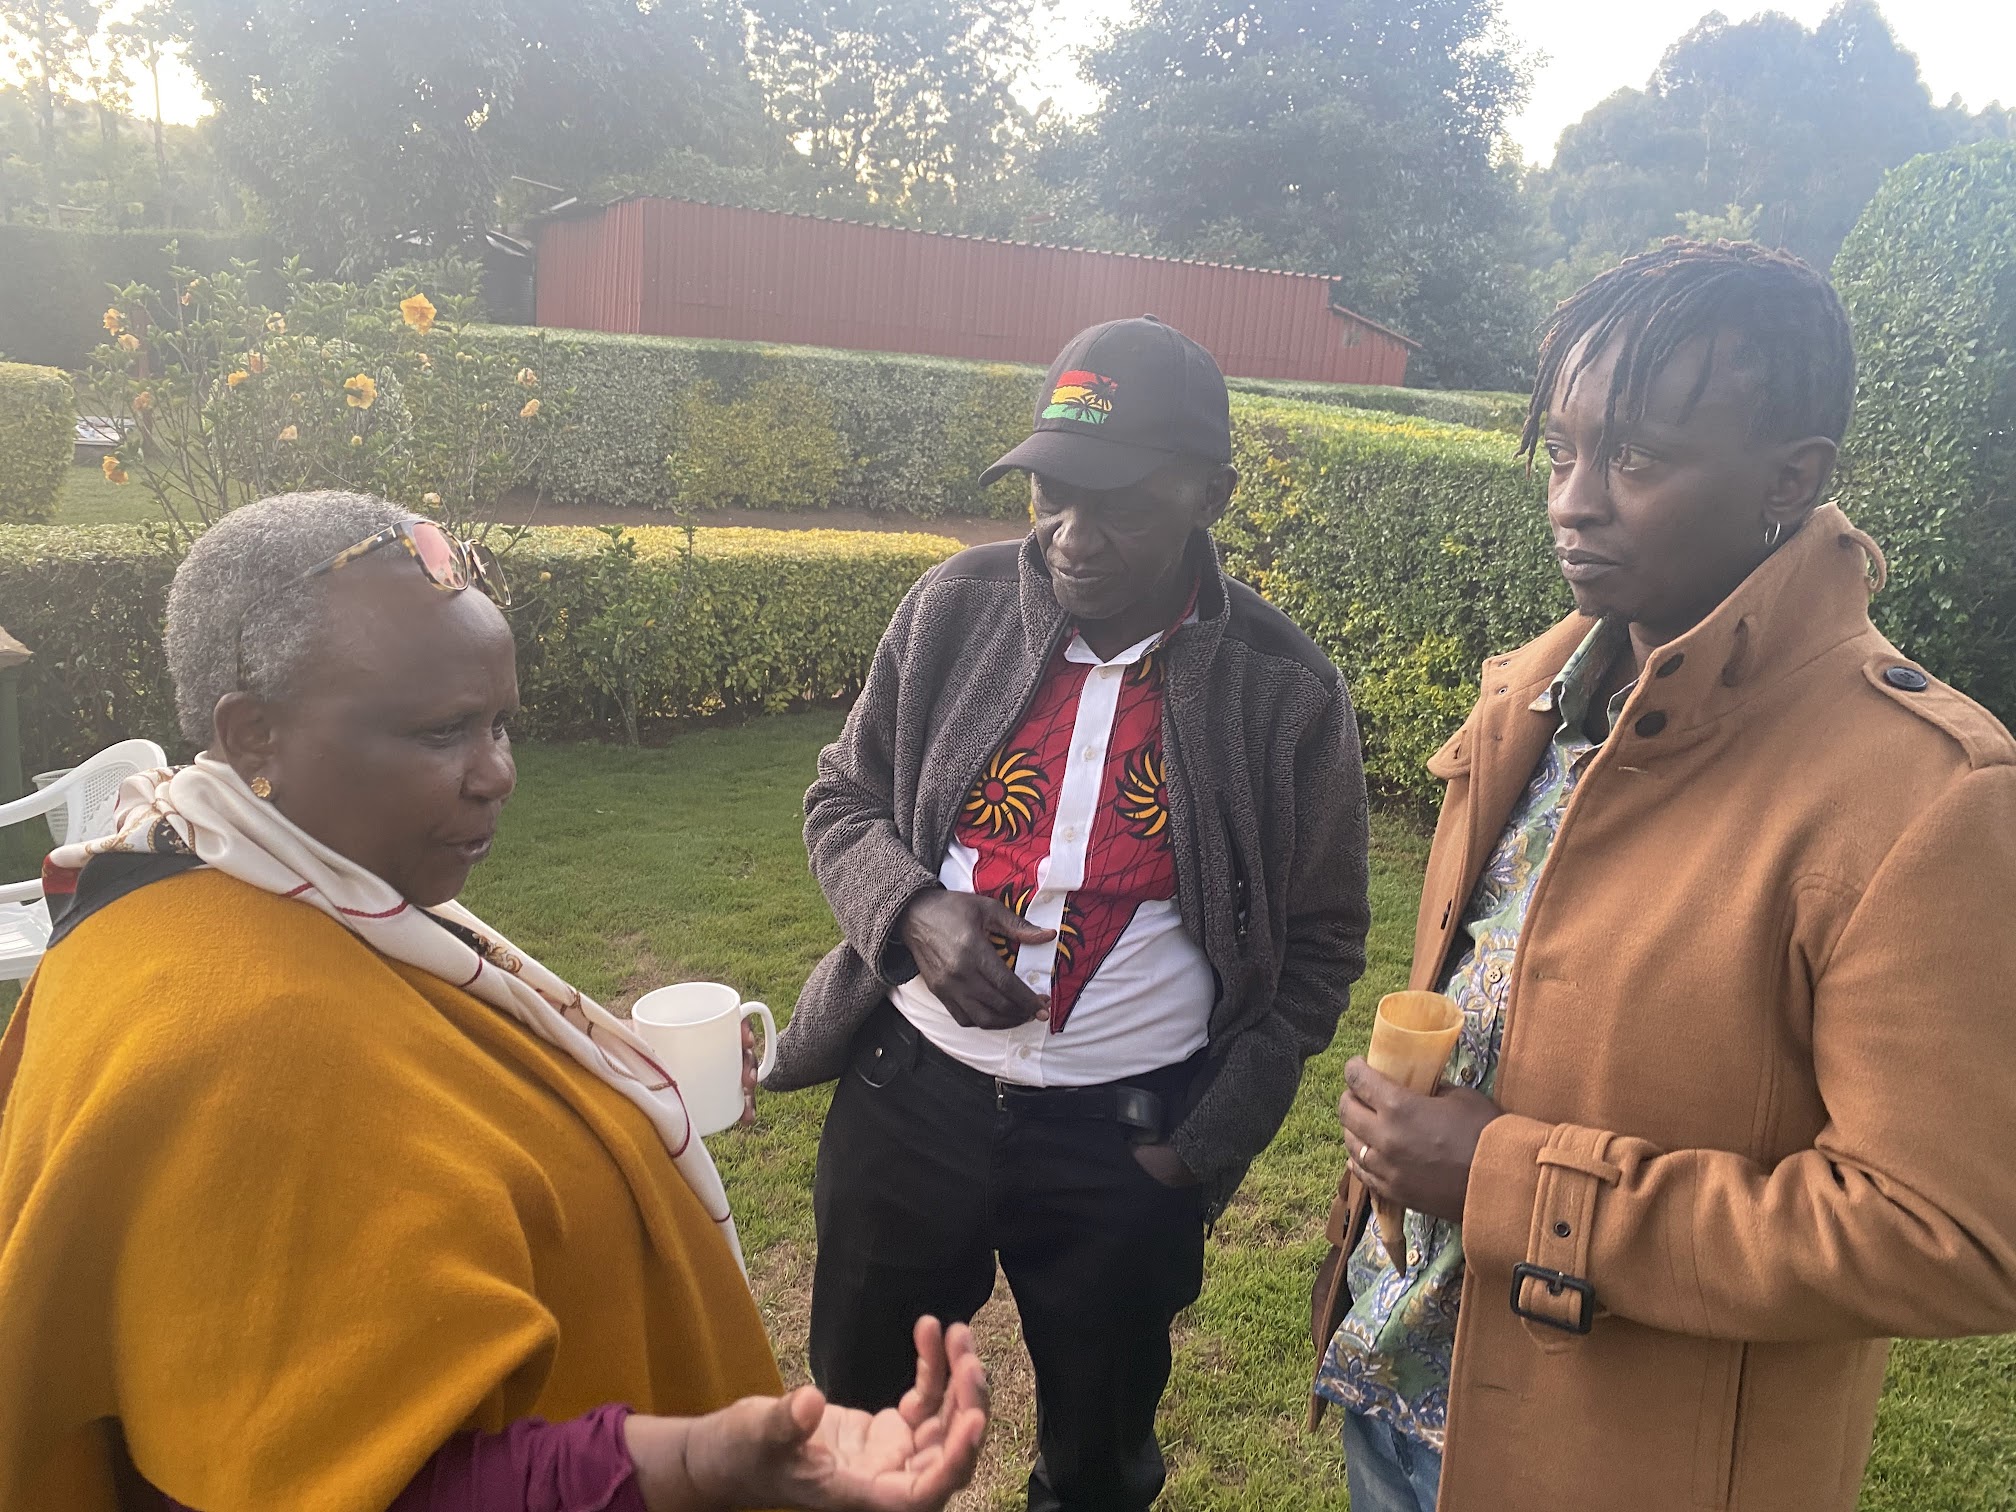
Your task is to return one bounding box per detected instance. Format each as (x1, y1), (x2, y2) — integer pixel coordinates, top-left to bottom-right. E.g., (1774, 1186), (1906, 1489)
(0, 492), (988, 1512)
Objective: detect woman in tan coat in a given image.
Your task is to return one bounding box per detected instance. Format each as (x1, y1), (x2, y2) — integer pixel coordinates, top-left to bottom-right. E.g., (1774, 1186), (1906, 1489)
(1311, 241), (2016, 1512)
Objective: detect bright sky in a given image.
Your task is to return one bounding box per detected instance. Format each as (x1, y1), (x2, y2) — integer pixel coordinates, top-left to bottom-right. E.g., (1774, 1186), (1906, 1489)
(1018, 0), (2014, 165)
(44, 0), (2016, 170)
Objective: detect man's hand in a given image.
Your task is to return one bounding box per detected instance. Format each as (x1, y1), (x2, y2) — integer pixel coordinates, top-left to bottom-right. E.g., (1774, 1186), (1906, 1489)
(629, 1317), (990, 1512)
(1338, 1058), (1501, 1225)
(1131, 1142), (1199, 1188)
(898, 889), (1055, 1030)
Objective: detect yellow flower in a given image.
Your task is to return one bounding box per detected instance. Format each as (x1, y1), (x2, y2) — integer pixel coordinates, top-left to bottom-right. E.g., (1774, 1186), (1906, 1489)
(400, 293), (437, 333)
(538, 570), (552, 583)
(518, 398), (541, 419)
(179, 291), (192, 306)
(344, 374), (378, 410)
(101, 455), (129, 484)
(422, 492), (442, 506)
(102, 307), (123, 333)
(276, 424), (298, 442)
(133, 391), (152, 412)
(247, 352), (267, 375)
(349, 433), (364, 448)
(418, 352), (434, 371)
(117, 333), (140, 353)
(515, 367), (538, 388)
(226, 369), (249, 389)
(266, 314), (286, 334)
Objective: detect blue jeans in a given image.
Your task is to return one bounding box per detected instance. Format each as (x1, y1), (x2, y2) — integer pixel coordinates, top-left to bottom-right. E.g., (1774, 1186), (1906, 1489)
(1341, 1409), (1443, 1512)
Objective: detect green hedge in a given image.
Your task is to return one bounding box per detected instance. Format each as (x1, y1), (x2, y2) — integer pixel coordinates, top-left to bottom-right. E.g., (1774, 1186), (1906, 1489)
(1217, 399), (1561, 801)
(0, 227), (282, 371)
(0, 364), (73, 523)
(468, 325), (1528, 519)
(471, 327), (1039, 519)
(0, 522), (958, 773)
(1836, 141), (2016, 722)
(1223, 379), (1527, 434)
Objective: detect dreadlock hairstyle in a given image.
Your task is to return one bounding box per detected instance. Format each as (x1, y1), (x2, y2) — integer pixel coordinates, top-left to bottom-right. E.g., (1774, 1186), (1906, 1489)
(1518, 240), (1857, 471)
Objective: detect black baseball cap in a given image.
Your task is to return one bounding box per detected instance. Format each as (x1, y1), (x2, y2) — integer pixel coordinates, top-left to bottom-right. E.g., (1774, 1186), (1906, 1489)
(980, 315), (1233, 491)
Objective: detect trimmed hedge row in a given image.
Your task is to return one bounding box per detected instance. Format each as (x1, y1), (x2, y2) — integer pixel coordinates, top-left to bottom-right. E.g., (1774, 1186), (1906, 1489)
(1217, 400), (1560, 800)
(1224, 379), (1526, 433)
(468, 325), (1528, 519)
(1836, 141), (2016, 721)
(0, 398), (1556, 801)
(0, 226), (283, 372)
(471, 327), (1038, 519)
(0, 523), (959, 775)
(0, 364), (73, 523)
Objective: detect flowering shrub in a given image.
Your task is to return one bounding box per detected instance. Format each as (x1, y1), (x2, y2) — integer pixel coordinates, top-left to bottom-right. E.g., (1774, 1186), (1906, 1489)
(85, 257), (556, 543)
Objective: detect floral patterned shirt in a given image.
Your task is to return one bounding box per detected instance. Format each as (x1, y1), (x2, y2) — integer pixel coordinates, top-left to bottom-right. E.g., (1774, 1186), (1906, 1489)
(1314, 618), (1633, 1448)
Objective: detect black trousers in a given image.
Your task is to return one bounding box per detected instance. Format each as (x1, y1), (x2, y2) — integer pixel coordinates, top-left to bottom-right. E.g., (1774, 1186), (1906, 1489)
(809, 1007), (1207, 1512)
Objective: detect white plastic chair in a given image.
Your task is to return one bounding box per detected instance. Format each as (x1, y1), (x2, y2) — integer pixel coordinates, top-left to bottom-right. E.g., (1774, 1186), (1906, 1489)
(0, 739), (168, 983)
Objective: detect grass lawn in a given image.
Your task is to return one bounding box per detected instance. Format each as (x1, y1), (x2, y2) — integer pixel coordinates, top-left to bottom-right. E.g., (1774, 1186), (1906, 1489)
(2, 717), (2007, 1505)
(47, 460), (162, 525)
(441, 719), (2013, 1511)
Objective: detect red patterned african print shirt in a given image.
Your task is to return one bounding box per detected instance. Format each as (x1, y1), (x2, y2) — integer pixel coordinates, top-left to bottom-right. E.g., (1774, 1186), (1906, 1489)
(891, 587), (1215, 1087)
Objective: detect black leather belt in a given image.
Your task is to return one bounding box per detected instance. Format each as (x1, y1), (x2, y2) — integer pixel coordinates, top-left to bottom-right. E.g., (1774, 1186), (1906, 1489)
(854, 1001), (1200, 1144)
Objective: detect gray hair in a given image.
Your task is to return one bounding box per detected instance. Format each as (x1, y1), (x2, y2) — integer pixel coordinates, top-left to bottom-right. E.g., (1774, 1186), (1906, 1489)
(164, 491), (420, 747)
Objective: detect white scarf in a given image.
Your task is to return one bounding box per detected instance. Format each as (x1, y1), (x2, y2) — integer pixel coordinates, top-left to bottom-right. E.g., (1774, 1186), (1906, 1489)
(47, 755), (743, 1265)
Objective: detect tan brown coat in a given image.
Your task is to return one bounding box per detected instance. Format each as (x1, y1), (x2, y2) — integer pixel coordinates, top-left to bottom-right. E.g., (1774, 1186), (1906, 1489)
(1313, 505), (2016, 1510)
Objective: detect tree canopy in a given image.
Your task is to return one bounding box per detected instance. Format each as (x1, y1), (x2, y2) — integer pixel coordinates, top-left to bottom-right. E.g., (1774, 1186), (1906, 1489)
(1537, 1), (1998, 278)
(170, 0), (769, 271)
(1048, 0), (1538, 387)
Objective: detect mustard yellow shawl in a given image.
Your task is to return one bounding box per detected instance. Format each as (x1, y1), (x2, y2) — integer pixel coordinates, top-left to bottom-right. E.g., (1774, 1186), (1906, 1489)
(0, 870), (783, 1511)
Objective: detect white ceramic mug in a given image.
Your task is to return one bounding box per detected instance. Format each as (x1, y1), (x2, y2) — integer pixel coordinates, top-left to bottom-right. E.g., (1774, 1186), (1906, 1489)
(630, 982), (777, 1136)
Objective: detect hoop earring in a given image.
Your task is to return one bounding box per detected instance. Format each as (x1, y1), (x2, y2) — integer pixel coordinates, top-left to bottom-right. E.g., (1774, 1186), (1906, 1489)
(250, 776), (273, 800)
(1763, 519), (1784, 549)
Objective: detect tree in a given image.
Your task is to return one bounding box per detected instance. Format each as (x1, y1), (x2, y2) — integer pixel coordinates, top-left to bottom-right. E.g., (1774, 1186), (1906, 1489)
(1536, 2), (1976, 277)
(171, 0), (770, 272)
(0, 0), (99, 213)
(739, 0), (1037, 223)
(109, 2), (180, 224)
(1059, 0), (1540, 389)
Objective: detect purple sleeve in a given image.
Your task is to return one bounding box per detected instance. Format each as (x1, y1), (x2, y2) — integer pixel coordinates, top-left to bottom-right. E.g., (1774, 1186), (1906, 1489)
(150, 1403), (650, 1512)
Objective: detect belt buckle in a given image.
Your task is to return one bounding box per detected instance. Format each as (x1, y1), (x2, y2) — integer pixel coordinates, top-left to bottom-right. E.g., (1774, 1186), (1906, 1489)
(1510, 1262), (1596, 1334)
(994, 1078), (1008, 1113)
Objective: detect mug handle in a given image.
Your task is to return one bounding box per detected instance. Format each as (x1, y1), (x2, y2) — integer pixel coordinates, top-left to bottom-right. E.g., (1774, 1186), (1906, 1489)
(742, 1001), (777, 1081)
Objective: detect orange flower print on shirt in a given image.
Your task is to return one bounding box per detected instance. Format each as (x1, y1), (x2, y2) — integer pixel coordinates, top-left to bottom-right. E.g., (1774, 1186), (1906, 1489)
(1117, 744), (1170, 839)
(988, 884), (1035, 969)
(963, 748), (1048, 841)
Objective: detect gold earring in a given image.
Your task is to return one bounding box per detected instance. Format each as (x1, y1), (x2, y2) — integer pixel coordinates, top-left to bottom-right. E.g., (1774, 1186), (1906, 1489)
(250, 776), (273, 799)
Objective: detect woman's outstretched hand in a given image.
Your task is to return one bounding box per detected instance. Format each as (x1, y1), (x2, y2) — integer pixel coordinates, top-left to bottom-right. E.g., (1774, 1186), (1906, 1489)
(627, 1316), (989, 1511)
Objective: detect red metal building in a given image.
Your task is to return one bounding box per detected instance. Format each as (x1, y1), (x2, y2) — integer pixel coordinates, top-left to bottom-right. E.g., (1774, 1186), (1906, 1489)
(534, 197), (1417, 385)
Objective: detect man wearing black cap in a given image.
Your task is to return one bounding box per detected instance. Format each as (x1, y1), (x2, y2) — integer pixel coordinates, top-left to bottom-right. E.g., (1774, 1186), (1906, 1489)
(766, 316), (1372, 1510)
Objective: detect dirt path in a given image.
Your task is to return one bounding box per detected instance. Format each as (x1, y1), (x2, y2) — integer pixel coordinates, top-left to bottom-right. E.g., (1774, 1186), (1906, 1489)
(488, 490), (1026, 548)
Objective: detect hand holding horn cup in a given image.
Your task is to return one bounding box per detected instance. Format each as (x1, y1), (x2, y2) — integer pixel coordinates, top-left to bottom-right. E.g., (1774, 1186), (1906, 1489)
(1339, 992), (1501, 1272)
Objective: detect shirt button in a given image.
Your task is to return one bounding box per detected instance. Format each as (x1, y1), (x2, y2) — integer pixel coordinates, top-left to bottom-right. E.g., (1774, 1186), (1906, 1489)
(1101, 667), (1120, 680)
(1081, 745), (1099, 762)
(1407, 1247), (1423, 1267)
(1060, 825), (1077, 842)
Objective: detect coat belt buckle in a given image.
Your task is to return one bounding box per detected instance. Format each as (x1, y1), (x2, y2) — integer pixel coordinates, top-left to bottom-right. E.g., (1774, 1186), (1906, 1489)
(1510, 1262), (1596, 1334)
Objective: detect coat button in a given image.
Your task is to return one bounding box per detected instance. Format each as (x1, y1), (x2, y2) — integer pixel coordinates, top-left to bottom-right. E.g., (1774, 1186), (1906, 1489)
(1634, 711), (1668, 737)
(1655, 654), (1684, 678)
(1554, 1220), (1572, 1238)
(1884, 665), (1929, 692)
